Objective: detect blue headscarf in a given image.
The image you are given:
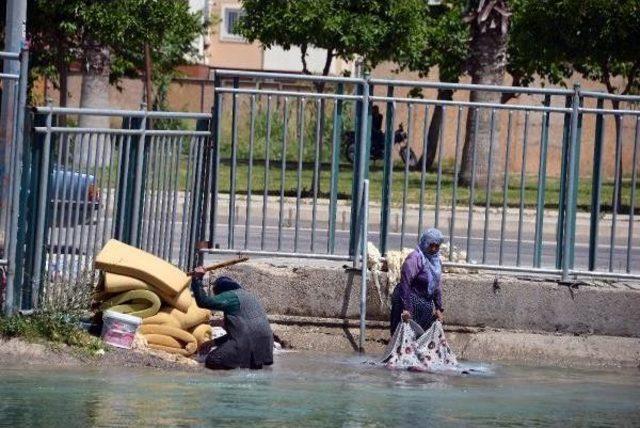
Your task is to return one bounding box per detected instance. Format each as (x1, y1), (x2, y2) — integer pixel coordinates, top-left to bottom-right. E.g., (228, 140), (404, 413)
(213, 276), (242, 295)
(417, 228), (444, 295)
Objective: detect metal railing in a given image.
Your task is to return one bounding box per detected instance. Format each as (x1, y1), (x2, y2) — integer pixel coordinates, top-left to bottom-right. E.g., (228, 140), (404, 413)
(1, 47), (29, 314)
(18, 104), (210, 310)
(11, 69), (639, 314)
(208, 70), (639, 281)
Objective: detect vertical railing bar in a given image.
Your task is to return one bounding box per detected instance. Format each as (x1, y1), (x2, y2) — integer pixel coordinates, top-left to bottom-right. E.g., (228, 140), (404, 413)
(466, 109), (480, 262)
(31, 104), (53, 302)
(358, 179), (370, 353)
(588, 99), (605, 271)
(129, 108), (148, 248)
(187, 134), (205, 267)
(160, 135), (176, 261)
(75, 132), (100, 284)
(107, 134), (121, 242)
(159, 136), (174, 258)
(294, 98), (305, 252)
(244, 94), (257, 249)
(499, 111), (513, 265)
(609, 111), (623, 272)
(626, 116), (639, 273)
(178, 136), (196, 268)
(47, 133), (65, 282)
(516, 111), (530, 266)
(60, 132), (82, 278)
(533, 95), (551, 267)
(418, 105), (430, 236)
(562, 85), (581, 281)
(435, 106), (446, 229)
(70, 134), (91, 284)
(209, 90), (223, 253)
(482, 109), (497, 264)
(228, 84), (239, 249)
(278, 97), (289, 251)
(143, 135), (158, 251)
(380, 87), (395, 255)
(449, 107), (463, 261)
(400, 103), (413, 249)
(151, 135), (165, 254)
(310, 98), (322, 252)
(168, 135), (182, 263)
(89, 133), (110, 282)
(328, 91), (343, 254)
(260, 96), (273, 250)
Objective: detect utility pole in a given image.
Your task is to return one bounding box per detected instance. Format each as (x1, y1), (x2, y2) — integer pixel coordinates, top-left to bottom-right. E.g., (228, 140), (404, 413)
(0, 0), (27, 251)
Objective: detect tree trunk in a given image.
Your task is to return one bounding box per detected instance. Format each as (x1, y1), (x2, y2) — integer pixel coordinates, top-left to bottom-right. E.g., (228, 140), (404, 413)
(78, 41), (111, 167)
(421, 89), (454, 170)
(58, 61), (69, 126)
(459, 24), (508, 188)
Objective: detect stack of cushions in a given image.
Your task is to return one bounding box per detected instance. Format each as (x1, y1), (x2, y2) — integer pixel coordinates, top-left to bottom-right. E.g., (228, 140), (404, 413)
(95, 239), (212, 356)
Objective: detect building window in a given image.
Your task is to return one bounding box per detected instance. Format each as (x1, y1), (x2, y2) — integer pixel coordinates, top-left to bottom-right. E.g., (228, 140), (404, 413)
(221, 7), (246, 42)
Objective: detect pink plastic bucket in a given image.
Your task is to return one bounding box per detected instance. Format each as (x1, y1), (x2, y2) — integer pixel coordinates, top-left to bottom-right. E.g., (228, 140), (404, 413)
(101, 310), (142, 349)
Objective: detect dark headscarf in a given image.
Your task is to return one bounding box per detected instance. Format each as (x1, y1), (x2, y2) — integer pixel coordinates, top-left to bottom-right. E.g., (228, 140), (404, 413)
(213, 276), (242, 295)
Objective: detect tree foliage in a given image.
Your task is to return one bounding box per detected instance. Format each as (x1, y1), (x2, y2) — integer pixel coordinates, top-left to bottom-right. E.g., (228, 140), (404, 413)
(237, 0), (429, 75)
(27, 0), (206, 106)
(509, 0), (640, 96)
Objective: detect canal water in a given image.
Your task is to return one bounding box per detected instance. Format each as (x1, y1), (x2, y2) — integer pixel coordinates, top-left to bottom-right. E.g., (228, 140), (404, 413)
(1, 352), (639, 427)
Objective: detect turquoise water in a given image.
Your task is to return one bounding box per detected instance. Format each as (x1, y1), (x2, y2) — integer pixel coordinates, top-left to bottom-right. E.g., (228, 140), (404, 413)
(1, 352), (639, 427)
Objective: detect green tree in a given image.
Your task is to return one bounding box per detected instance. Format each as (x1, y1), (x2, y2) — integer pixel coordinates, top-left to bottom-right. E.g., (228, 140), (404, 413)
(237, 0), (428, 82)
(393, 2), (469, 170)
(509, 0), (640, 210)
(27, 0), (205, 164)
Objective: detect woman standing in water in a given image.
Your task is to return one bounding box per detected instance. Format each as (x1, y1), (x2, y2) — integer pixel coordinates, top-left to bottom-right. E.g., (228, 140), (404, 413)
(389, 228), (445, 334)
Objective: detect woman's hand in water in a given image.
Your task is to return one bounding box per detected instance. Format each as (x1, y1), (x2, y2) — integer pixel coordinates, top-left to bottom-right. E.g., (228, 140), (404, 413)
(401, 310), (411, 322)
(435, 309), (444, 322)
(192, 266), (206, 280)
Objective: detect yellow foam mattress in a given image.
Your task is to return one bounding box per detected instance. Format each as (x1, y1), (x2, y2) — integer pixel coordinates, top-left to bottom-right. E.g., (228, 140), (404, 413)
(103, 272), (193, 312)
(190, 324), (213, 347)
(164, 304), (211, 330)
(143, 311), (183, 329)
(140, 324), (197, 356)
(95, 239), (190, 298)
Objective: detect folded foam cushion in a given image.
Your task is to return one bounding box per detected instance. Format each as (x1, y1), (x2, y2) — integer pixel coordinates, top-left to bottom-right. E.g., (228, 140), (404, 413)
(95, 239), (189, 297)
(100, 289), (161, 319)
(190, 324), (213, 347)
(143, 311), (182, 329)
(164, 304), (211, 330)
(104, 273), (193, 312)
(140, 324), (197, 356)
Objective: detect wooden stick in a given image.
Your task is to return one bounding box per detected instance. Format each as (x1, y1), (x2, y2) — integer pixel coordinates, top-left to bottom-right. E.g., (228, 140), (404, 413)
(186, 256), (250, 276)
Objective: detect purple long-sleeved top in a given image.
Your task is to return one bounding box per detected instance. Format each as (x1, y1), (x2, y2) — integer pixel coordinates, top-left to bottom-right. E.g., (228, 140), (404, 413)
(397, 249), (443, 314)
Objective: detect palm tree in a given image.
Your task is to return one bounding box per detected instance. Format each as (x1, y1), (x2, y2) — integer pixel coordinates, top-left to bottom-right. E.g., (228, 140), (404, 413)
(459, 0), (511, 187)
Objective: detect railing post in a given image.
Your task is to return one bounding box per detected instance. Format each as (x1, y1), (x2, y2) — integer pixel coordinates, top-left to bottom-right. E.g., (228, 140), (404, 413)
(359, 179), (370, 353)
(562, 84), (581, 281)
(209, 73), (222, 251)
(350, 76), (370, 258)
(533, 95), (551, 268)
(556, 95), (572, 269)
(129, 107), (147, 247)
(380, 86), (395, 256)
(29, 101), (53, 308)
(4, 46), (29, 313)
(327, 83), (343, 254)
(588, 98), (605, 271)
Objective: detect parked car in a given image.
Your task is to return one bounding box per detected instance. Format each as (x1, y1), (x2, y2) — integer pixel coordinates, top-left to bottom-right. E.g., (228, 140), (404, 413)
(49, 169), (101, 227)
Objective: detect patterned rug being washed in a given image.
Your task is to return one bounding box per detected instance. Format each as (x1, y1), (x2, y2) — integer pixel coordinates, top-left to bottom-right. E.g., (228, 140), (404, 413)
(381, 320), (471, 374)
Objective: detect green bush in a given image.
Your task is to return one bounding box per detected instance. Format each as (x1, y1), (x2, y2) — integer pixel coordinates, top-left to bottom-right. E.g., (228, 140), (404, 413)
(0, 312), (104, 353)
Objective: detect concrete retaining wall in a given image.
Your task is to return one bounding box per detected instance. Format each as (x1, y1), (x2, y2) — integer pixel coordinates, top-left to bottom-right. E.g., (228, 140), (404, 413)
(214, 261), (640, 338)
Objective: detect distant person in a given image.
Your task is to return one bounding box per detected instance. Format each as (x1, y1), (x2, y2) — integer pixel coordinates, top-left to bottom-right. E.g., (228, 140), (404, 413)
(389, 228), (445, 334)
(371, 105), (385, 152)
(191, 269), (274, 370)
(372, 105), (383, 131)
